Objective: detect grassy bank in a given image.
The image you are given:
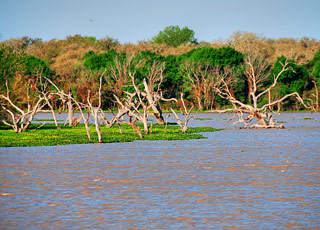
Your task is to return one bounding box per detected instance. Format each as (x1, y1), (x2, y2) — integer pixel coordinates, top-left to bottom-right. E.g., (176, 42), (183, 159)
(0, 123), (220, 147)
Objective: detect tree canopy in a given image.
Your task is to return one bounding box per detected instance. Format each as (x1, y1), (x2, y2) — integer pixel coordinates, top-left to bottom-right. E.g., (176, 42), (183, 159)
(83, 49), (121, 71)
(151, 25), (197, 47)
(271, 56), (311, 95)
(308, 51), (320, 79)
(1, 33), (319, 112)
(0, 44), (24, 88)
(183, 46), (244, 67)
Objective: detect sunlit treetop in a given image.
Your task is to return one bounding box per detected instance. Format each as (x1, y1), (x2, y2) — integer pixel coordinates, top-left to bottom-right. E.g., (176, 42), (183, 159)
(151, 25), (197, 47)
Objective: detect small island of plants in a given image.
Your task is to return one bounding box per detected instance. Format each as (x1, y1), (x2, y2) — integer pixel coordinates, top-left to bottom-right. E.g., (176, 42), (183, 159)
(0, 123), (219, 147)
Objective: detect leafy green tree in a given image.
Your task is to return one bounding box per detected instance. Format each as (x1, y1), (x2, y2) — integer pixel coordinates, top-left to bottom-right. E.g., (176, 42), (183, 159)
(0, 44), (26, 91)
(271, 56), (311, 95)
(0, 44), (25, 121)
(84, 36), (98, 43)
(183, 46), (244, 67)
(308, 51), (320, 79)
(163, 55), (184, 99)
(151, 25), (197, 47)
(180, 47), (245, 108)
(307, 51), (320, 109)
(82, 49), (120, 71)
(267, 56), (311, 109)
(23, 55), (51, 79)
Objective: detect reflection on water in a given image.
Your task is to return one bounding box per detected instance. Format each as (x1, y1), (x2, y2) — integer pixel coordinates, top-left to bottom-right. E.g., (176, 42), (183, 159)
(0, 112), (319, 229)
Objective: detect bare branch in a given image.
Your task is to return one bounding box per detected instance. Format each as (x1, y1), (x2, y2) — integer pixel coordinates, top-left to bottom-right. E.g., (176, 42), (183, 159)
(170, 93), (196, 133)
(213, 57), (312, 129)
(260, 92), (312, 111)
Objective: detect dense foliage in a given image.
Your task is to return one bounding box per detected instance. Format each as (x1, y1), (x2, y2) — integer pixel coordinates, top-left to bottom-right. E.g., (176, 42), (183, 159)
(308, 51), (320, 79)
(271, 56), (311, 95)
(0, 44), (24, 88)
(151, 25), (197, 47)
(1, 29), (320, 113)
(183, 46), (244, 67)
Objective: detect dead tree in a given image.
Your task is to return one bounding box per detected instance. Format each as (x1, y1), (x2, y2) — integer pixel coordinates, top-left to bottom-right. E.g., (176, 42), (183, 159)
(170, 93), (196, 133)
(0, 80), (46, 132)
(106, 55), (132, 98)
(106, 57), (176, 133)
(213, 55), (312, 128)
(113, 93), (143, 138)
(36, 71), (59, 127)
(45, 77), (92, 140)
(123, 69), (150, 133)
(312, 80), (319, 110)
(181, 61), (215, 111)
(126, 61), (177, 133)
(86, 69), (106, 143)
(142, 61), (177, 124)
(112, 80), (152, 136)
(63, 92), (82, 126)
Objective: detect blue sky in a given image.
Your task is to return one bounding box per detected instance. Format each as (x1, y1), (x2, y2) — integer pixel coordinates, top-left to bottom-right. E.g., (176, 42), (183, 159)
(1, 0), (319, 43)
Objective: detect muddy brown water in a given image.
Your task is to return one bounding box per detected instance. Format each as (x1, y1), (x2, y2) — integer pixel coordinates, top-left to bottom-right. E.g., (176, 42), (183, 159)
(0, 112), (319, 229)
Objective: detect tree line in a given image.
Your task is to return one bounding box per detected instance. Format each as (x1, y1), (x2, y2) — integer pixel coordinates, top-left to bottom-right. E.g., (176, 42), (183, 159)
(1, 27), (320, 126)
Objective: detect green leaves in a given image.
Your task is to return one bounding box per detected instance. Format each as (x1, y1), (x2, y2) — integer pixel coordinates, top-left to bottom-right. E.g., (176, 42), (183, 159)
(0, 123), (221, 147)
(82, 49), (120, 71)
(23, 55), (51, 79)
(271, 56), (311, 95)
(308, 51), (320, 79)
(0, 44), (24, 86)
(151, 25), (197, 47)
(183, 46), (244, 67)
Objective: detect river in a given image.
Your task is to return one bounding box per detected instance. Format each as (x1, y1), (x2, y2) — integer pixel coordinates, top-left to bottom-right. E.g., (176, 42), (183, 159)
(0, 112), (319, 229)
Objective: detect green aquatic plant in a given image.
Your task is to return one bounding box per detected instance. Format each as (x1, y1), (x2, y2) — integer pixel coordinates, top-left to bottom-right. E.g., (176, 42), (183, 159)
(34, 119), (64, 121)
(0, 123), (221, 147)
(275, 120), (287, 123)
(303, 117), (314, 120)
(194, 118), (213, 121)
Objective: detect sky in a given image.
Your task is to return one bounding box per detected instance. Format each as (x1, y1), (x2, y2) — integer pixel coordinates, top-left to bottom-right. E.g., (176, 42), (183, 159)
(1, 0), (320, 43)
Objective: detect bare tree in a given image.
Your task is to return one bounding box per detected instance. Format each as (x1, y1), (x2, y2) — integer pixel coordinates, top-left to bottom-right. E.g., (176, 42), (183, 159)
(312, 80), (319, 110)
(113, 93), (143, 138)
(106, 55), (132, 98)
(181, 61), (217, 110)
(107, 56), (176, 125)
(105, 57), (177, 133)
(170, 93), (196, 133)
(143, 61), (175, 124)
(0, 80), (46, 132)
(86, 69), (106, 143)
(63, 92), (83, 127)
(35, 69), (59, 127)
(126, 68), (151, 133)
(45, 77), (92, 140)
(213, 55), (312, 128)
